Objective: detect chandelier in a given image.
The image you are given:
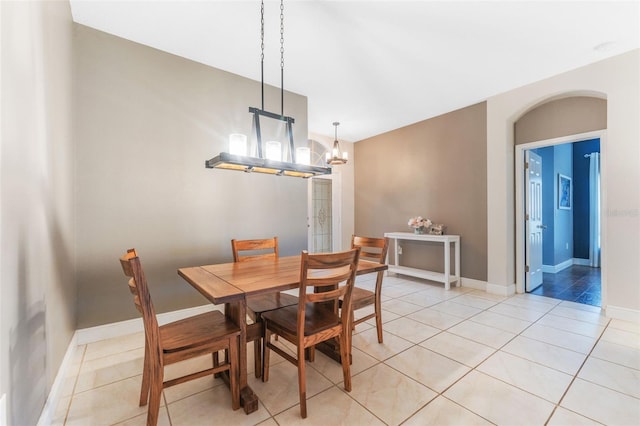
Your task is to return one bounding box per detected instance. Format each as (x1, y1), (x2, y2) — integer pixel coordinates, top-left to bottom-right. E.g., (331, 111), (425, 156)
(326, 122), (348, 165)
(206, 0), (332, 178)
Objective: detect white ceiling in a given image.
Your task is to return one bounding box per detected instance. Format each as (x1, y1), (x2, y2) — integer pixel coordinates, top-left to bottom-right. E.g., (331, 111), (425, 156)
(69, 1), (639, 142)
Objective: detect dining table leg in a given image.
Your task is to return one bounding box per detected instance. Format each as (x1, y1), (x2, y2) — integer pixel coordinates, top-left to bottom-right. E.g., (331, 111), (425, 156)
(225, 300), (259, 414)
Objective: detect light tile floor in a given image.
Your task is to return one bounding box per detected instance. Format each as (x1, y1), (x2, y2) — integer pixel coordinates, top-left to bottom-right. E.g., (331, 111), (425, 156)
(53, 275), (640, 425)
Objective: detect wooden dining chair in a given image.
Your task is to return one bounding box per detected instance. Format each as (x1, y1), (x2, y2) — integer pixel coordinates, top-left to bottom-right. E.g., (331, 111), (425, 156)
(261, 248), (361, 418)
(340, 235), (389, 343)
(119, 249), (240, 426)
(231, 236), (299, 378)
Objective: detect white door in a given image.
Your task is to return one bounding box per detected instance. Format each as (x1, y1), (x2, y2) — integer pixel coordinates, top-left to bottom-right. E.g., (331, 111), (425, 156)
(525, 150), (544, 291)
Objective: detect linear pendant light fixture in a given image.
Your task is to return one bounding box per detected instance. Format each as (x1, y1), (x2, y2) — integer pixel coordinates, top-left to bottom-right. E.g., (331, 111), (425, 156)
(206, 0), (331, 178)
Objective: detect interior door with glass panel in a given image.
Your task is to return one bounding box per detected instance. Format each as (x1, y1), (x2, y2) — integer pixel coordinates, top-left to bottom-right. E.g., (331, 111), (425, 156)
(309, 177), (333, 253)
(525, 150), (544, 291)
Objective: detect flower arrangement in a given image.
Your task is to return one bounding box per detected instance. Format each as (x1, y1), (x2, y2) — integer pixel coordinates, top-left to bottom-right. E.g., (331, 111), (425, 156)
(408, 216), (432, 234)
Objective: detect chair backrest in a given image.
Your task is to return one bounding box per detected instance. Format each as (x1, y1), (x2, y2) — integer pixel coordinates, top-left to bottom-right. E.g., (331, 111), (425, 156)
(351, 235), (389, 263)
(119, 249), (161, 363)
(297, 248), (360, 334)
(231, 237), (279, 263)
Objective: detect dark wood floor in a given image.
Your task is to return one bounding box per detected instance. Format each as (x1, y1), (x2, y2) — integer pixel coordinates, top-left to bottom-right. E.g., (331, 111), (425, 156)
(529, 265), (601, 307)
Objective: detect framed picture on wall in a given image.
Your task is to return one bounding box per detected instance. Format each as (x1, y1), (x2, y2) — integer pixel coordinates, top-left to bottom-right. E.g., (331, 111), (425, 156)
(558, 174), (572, 210)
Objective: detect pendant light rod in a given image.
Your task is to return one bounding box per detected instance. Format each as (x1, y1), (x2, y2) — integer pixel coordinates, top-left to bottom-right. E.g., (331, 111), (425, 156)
(280, 0), (285, 116)
(260, 0), (265, 110)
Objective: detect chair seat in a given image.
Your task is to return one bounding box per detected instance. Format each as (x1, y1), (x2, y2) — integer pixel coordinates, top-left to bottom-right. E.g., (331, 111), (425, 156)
(262, 303), (340, 336)
(247, 292), (299, 316)
(159, 310), (239, 353)
(340, 286), (375, 310)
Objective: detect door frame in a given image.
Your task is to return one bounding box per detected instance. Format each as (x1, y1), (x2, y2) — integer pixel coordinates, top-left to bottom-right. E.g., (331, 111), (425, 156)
(514, 130), (607, 306)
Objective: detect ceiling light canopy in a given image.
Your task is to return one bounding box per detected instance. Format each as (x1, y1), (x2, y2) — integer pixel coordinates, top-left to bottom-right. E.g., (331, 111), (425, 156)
(206, 0), (331, 178)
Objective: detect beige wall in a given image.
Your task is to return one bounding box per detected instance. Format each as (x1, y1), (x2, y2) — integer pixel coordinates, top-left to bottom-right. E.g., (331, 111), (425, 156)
(74, 25), (313, 328)
(487, 49), (639, 315)
(354, 103), (488, 281)
(0, 1), (76, 424)
(515, 96), (607, 145)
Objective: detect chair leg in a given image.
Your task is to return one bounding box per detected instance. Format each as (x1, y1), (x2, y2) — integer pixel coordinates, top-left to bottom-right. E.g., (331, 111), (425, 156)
(139, 341), (151, 406)
(262, 327), (271, 382)
(339, 331), (352, 392)
(375, 300), (383, 344)
(297, 344), (307, 419)
(146, 365), (163, 426)
(229, 336), (240, 410)
(254, 339), (262, 378)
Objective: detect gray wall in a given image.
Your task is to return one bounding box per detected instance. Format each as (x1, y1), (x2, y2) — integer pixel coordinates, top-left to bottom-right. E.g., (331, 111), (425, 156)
(1, 1), (76, 424)
(354, 103), (487, 281)
(74, 25), (312, 328)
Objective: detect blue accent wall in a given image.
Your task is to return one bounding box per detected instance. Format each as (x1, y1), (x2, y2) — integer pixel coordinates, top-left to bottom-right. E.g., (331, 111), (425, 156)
(573, 139), (601, 259)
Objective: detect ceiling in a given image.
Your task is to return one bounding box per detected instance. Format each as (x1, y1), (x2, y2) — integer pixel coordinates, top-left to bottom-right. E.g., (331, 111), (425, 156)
(69, 1), (639, 142)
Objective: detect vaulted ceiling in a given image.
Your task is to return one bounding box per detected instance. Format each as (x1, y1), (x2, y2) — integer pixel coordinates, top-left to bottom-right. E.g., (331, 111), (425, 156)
(70, 1), (639, 142)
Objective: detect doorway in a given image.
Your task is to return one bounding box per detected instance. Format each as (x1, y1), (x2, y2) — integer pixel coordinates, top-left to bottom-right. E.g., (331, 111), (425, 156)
(515, 131), (605, 307)
(307, 173), (342, 253)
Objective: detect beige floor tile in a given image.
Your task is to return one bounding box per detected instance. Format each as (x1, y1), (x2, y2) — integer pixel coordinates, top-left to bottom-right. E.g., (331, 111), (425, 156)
(600, 326), (640, 349)
(548, 305), (609, 326)
(383, 317), (440, 343)
(488, 303), (547, 322)
(403, 396), (493, 426)
(381, 284), (421, 299)
(386, 345), (470, 392)
(608, 318), (640, 333)
(398, 288), (445, 305)
(591, 339), (640, 370)
(167, 386), (271, 426)
(75, 348), (144, 393)
(558, 300), (603, 313)
(447, 320), (516, 349)
(349, 363), (437, 425)
(561, 378), (640, 425)
(113, 405), (171, 426)
(248, 360), (333, 415)
(51, 395), (71, 426)
(163, 375), (225, 404)
(501, 335), (587, 375)
(578, 356), (640, 398)
(406, 307), (465, 330)
(503, 294), (558, 311)
(381, 299), (424, 316)
(547, 407), (602, 425)
(448, 294), (500, 310)
(351, 327), (413, 361)
(469, 310), (532, 334)
(83, 332), (145, 362)
(419, 331), (495, 368)
(307, 346), (378, 385)
(255, 418), (279, 426)
(537, 313), (606, 338)
(430, 300), (483, 319)
(65, 376), (153, 426)
(522, 323), (597, 354)
(465, 290), (509, 302)
(444, 370), (555, 425)
(477, 351), (573, 403)
(273, 387), (385, 425)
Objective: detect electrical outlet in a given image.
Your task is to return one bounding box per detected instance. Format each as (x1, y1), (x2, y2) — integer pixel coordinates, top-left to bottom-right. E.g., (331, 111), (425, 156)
(398, 246), (403, 255)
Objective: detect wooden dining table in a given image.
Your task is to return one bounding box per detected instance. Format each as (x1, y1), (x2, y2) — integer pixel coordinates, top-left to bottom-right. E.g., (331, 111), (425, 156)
(177, 254), (388, 414)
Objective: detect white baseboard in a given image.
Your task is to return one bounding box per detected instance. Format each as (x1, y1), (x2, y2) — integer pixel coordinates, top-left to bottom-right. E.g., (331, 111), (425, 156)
(605, 305), (640, 323)
(76, 304), (217, 345)
(486, 282), (516, 296)
(37, 332), (78, 426)
(573, 258), (591, 266)
(460, 277), (487, 290)
(542, 259), (573, 274)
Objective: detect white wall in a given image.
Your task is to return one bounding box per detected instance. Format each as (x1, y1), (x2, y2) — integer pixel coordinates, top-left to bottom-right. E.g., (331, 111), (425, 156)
(487, 50), (640, 316)
(0, 1), (76, 424)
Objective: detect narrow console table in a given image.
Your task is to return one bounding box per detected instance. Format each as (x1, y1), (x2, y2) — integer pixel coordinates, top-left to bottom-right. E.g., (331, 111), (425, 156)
(384, 232), (460, 290)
